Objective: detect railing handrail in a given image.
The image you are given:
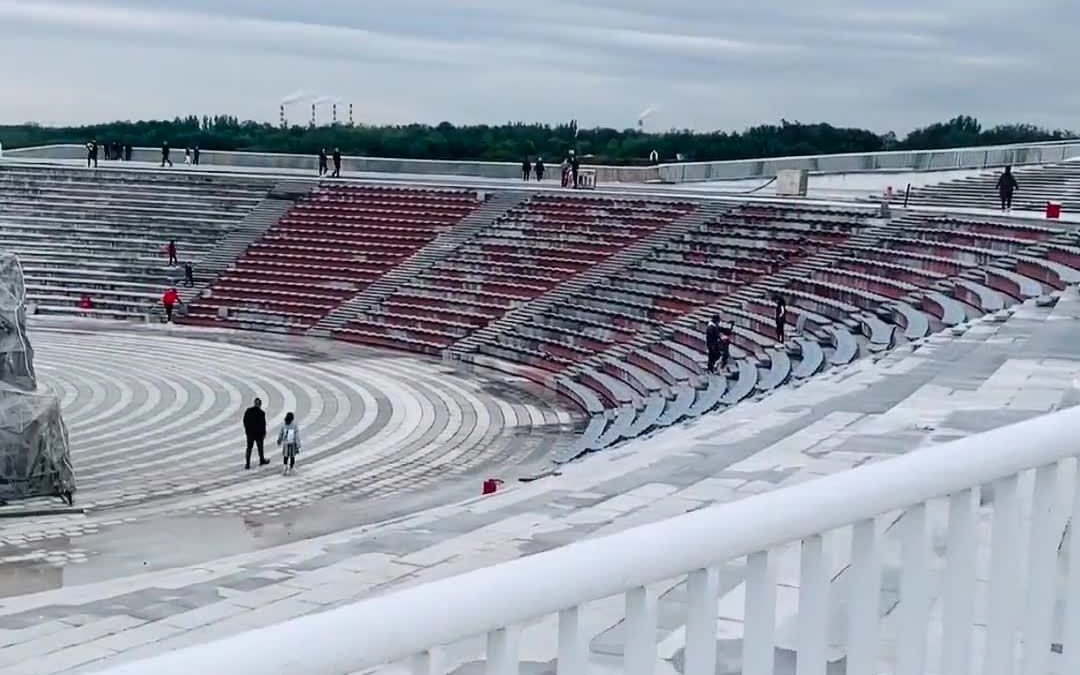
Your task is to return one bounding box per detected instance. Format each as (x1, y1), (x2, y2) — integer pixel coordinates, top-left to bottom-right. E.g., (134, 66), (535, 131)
(94, 404), (1080, 675)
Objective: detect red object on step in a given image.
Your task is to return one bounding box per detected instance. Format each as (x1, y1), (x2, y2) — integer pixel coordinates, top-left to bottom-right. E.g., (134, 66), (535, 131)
(1046, 201), (1062, 219)
(482, 479), (504, 495)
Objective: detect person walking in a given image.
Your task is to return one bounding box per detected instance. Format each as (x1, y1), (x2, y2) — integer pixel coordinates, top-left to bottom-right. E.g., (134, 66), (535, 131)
(166, 239), (178, 266)
(774, 294), (787, 344)
(318, 148), (328, 176)
(997, 165), (1018, 212)
(705, 315), (723, 374)
(331, 148), (342, 178)
(86, 140), (98, 168)
(184, 146), (192, 165)
(242, 398), (271, 469)
(161, 141), (173, 167)
(534, 157), (545, 182)
(162, 287), (180, 323)
(183, 261), (195, 287)
(193, 145), (201, 166)
(522, 157), (532, 181)
(277, 412), (301, 475)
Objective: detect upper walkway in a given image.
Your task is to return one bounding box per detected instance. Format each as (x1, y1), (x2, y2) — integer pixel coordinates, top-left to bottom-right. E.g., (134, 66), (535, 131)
(2, 285), (1077, 673)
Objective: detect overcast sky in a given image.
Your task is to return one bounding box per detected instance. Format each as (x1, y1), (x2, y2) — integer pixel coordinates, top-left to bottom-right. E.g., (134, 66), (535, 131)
(0, 0), (1073, 133)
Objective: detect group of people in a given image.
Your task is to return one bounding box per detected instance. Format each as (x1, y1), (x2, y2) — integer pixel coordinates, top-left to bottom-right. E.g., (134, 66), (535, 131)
(704, 296), (787, 374)
(85, 140), (133, 167)
(521, 152), (582, 188)
(318, 148), (343, 177)
(242, 398), (303, 474)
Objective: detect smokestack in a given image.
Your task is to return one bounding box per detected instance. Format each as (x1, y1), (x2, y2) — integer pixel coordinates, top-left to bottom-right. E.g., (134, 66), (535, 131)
(333, 104), (337, 126)
(311, 103), (316, 127)
(349, 104), (354, 126)
(279, 105), (286, 129)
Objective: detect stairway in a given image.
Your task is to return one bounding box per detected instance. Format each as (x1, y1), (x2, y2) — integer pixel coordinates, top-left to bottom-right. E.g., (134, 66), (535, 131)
(308, 190), (529, 337)
(173, 186), (302, 314)
(450, 201), (732, 360)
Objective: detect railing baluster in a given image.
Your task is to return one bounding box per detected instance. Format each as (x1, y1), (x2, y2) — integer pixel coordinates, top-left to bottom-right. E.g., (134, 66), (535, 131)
(557, 607), (586, 675)
(1022, 463), (1059, 675)
(743, 550), (776, 675)
(985, 474), (1022, 675)
(897, 502), (930, 675)
(411, 649), (440, 675)
(685, 568), (719, 675)
(625, 586), (657, 675)
(486, 627), (520, 675)
(1065, 460), (1080, 675)
(797, 534), (828, 675)
(942, 487), (979, 675)
(847, 519), (880, 675)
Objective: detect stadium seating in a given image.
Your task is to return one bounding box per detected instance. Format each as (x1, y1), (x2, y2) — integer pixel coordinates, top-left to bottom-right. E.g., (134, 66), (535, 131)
(332, 194), (696, 352)
(0, 165), (270, 318)
(182, 184), (480, 332)
(906, 162), (1080, 212)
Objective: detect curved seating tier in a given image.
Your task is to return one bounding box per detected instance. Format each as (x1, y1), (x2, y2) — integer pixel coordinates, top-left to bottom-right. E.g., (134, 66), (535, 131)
(0, 165), (270, 318)
(183, 185), (480, 332)
(333, 194), (696, 350)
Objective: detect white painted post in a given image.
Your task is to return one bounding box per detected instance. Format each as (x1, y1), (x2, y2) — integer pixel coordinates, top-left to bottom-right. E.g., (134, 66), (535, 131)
(797, 535), (828, 675)
(743, 550), (776, 675)
(625, 586), (658, 675)
(847, 519), (881, 675)
(557, 607), (586, 675)
(942, 487), (979, 675)
(685, 568), (720, 675)
(486, 628), (520, 675)
(984, 475), (1022, 675)
(1021, 463), (1060, 675)
(897, 503), (930, 675)
(1065, 462), (1080, 675)
(410, 650), (440, 675)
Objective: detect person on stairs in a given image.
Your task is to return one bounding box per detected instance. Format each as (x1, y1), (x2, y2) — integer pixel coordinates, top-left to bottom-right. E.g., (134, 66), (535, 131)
(318, 148), (328, 176)
(997, 165), (1018, 212)
(162, 287), (181, 323)
(277, 412), (302, 475)
(774, 294), (787, 344)
(86, 140), (98, 168)
(242, 398), (271, 470)
(167, 239), (178, 266)
(332, 148), (342, 178)
(706, 315), (723, 374)
(183, 262), (194, 288)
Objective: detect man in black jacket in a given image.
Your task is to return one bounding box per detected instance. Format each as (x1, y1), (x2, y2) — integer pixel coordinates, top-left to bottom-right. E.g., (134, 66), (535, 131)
(706, 315), (723, 374)
(997, 165), (1018, 211)
(243, 398), (270, 469)
(332, 148), (342, 177)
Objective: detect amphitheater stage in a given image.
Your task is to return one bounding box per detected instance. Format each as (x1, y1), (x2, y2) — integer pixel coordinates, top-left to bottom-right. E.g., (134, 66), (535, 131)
(0, 319), (578, 585)
(0, 287), (1078, 673)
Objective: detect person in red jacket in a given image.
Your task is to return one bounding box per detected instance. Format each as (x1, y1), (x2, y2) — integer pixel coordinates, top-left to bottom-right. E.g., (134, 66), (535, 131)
(162, 288), (180, 323)
(78, 295), (94, 317)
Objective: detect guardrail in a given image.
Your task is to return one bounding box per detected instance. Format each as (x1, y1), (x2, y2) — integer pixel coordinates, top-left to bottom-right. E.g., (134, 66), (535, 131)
(656, 140), (1080, 183)
(94, 405), (1080, 675)
(5, 139), (1080, 185)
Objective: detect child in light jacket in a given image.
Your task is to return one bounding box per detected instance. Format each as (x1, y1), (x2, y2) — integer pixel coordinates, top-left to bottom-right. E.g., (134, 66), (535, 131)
(277, 412), (301, 475)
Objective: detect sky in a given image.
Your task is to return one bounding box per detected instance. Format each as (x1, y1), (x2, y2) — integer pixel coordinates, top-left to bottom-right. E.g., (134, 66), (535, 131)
(0, 0), (1074, 133)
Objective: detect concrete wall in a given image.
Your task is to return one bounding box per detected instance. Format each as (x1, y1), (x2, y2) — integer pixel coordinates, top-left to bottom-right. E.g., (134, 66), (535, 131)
(7, 139), (1080, 185)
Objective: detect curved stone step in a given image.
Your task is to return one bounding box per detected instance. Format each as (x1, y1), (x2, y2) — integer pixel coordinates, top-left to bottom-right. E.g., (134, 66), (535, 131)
(826, 325), (859, 365)
(625, 395), (666, 439)
(886, 301), (932, 340)
(921, 291), (968, 326)
(687, 374), (727, 417)
(792, 338), (824, 378)
(723, 359), (759, 404)
(593, 406), (636, 448)
(757, 348), (792, 391)
(953, 279), (1005, 314)
(657, 385), (696, 426)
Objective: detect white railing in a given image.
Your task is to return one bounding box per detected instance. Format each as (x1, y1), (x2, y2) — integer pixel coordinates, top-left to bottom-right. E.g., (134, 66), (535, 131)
(95, 405), (1080, 675)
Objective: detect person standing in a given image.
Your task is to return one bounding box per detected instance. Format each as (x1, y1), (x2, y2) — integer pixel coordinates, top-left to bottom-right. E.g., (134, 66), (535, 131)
(162, 287), (181, 323)
(705, 315), (723, 374)
(331, 148), (342, 178)
(167, 239), (178, 266)
(242, 398), (271, 469)
(997, 165), (1018, 212)
(774, 295), (787, 344)
(535, 157), (545, 182)
(86, 140), (98, 168)
(183, 261), (195, 288)
(570, 153), (580, 189)
(161, 141), (173, 167)
(522, 157), (532, 181)
(125, 144), (133, 162)
(318, 148), (328, 176)
(277, 412), (301, 475)
(184, 146), (192, 165)
(193, 145), (201, 166)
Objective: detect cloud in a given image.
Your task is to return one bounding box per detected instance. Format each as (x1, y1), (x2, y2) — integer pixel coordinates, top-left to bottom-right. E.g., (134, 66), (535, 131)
(0, 0), (1071, 132)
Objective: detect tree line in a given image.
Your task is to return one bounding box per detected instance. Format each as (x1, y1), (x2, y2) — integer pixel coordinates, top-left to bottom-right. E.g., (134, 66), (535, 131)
(0, 114), (1072, 165)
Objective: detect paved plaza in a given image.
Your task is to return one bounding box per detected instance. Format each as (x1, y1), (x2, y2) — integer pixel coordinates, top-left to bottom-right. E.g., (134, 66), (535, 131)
(0, 286), (1075, 673)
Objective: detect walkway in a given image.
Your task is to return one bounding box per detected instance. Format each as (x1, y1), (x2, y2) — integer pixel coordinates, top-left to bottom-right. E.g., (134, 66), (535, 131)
(0, 287), (1075, 673)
